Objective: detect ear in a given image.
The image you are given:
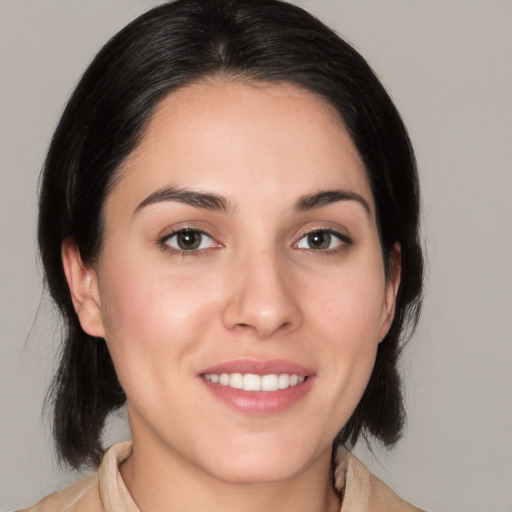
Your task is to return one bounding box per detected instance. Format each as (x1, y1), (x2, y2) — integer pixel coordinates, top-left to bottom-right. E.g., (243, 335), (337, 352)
(379, 243), (402, 341)
(61, 237), (105, 338)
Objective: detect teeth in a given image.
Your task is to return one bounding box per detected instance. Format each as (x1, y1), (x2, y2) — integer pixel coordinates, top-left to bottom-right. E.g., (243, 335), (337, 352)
(243, 373), (260, 391)
(278, 374), (289, 389)
(203, 373), (306, 391)
(230, 373), (243, 389)
(261, 374), (279, 391)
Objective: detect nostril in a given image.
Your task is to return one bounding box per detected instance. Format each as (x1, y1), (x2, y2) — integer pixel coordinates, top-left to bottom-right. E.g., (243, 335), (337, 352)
(222, 287), (302, 338)
(276, 320), (292, 332)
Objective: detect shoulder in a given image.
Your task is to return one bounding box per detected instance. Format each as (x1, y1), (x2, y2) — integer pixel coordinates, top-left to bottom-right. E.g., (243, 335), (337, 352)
(334, 446), (427, 512)
(17, 473), (101, 512)
(17, 442), (135, 512)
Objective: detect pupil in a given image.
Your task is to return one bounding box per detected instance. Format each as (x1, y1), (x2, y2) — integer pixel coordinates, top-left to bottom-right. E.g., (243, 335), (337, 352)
(308, 231), (330, 249)
(177, 231), (200, 250)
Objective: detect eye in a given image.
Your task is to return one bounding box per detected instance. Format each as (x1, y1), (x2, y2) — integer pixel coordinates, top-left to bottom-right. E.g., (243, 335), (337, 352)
(162, 229), (215, 252)
(295, 229), (347, 251)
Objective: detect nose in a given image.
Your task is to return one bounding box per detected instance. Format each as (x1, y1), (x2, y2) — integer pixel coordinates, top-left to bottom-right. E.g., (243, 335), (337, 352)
(222, 250), (302, 339)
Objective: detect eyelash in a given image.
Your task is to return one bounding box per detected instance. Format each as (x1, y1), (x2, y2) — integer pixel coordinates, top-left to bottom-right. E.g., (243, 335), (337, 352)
(294, 229), (352, 253)
(158, 227), (352, 257)
(159, 228), (220, 257)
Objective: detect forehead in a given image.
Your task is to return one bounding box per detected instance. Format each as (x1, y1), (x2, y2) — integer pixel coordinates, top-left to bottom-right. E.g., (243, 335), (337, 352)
(109, 80), (373, 214)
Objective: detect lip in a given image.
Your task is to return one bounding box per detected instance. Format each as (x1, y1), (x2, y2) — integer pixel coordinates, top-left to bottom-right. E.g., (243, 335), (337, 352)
(198, 358), (313, 377)
(198, 358), (315, 415)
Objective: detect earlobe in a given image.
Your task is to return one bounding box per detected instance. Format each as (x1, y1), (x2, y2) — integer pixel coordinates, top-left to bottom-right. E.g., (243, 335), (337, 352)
(379, 243), (402, 341)
(61, 237), (105, 338)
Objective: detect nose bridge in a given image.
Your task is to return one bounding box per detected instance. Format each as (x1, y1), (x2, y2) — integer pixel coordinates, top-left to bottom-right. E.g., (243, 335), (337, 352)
(222, 244), (301, 338)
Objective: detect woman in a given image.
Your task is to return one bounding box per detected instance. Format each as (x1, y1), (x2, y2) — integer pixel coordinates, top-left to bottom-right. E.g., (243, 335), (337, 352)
(21, 0), (424, 510)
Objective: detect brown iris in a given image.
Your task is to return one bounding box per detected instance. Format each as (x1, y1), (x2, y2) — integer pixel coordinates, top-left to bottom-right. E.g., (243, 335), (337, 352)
(176, 230), (202, 250)
(306, 231), (332, 250)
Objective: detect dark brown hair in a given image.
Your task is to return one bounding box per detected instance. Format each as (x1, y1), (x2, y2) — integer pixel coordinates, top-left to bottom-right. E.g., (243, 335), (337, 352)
(39, 0), (423, 468)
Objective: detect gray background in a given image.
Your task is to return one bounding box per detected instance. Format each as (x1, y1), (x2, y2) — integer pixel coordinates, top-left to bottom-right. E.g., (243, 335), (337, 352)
(1, 1), (511, 510)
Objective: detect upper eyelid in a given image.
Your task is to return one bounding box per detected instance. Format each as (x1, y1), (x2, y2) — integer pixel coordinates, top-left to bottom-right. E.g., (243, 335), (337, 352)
(294, 226), (351, 242)
(161, 226), (211, 237)
(162, 228), (213, 241)
(299, 227), (347, 237)
(160, 228), (217, 245)
(159, 228), (220, 255)
(292, 228), (353, 254)
(158, 223), (219, 241)
(156, 223), (352, 249)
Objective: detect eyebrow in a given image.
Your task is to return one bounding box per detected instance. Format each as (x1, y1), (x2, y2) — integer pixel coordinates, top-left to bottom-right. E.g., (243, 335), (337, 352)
(135, 186), (233, 214)
(135, 186), (370, 216)
(293, 189), (371, 215)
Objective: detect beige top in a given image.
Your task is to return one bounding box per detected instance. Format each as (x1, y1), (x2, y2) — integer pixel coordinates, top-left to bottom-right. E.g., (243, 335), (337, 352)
(19, 442), (425, 512)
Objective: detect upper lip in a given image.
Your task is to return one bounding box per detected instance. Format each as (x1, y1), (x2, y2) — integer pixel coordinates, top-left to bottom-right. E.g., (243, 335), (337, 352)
(198, 358), (314, 377)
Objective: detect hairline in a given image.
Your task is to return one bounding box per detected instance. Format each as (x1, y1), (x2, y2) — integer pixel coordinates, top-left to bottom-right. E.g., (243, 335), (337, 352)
(94, 74), (375, 260)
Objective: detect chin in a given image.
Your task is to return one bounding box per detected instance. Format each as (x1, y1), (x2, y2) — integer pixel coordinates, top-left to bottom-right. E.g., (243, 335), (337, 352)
(206, 456), (305, 485)
(197, 434), (330, 486)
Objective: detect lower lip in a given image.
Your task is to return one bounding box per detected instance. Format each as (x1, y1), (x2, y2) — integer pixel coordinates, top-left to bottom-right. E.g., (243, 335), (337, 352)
(200, 376), (314, 415)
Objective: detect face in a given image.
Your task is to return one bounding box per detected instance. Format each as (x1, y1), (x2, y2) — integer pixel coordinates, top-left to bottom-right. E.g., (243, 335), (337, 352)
(64, 81), (399, 486)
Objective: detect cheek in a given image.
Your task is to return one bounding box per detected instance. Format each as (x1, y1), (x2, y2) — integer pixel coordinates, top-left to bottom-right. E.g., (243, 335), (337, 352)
(306, 258), (387, 343)
(96, 257), (222, 382)
(302, 256), (386, 395)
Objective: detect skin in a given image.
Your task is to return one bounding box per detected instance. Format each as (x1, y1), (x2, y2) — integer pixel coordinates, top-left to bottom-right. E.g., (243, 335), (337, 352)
(62, 80), (400, 512)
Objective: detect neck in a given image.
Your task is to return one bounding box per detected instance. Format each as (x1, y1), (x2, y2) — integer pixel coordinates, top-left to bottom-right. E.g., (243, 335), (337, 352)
(120, 437), (340, 512)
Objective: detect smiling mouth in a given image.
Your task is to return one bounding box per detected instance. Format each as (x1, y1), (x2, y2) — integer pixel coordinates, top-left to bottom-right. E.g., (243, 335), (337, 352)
(202, 373), (307, 392)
